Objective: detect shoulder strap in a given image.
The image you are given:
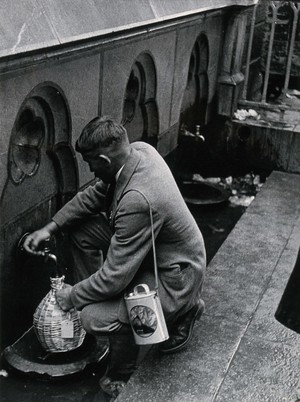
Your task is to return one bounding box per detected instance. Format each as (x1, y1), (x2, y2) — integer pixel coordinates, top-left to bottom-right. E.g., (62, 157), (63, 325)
(123, 189), (159, 294)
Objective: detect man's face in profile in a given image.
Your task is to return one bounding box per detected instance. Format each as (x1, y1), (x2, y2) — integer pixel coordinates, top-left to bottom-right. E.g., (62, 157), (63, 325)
(81, 149), (114, 183)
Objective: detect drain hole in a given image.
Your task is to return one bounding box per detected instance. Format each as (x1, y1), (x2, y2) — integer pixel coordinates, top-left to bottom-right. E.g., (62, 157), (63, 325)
(238, 126), (251, 141)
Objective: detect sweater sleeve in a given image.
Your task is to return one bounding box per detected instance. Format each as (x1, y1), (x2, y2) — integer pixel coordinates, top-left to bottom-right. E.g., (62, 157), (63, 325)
(52, 180), (108, 230)
(69, 190), (161, 309)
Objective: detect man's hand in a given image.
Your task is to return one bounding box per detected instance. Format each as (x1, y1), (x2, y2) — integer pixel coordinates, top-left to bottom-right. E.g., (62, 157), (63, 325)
(23, 221), (59, 256)
(56, 284), (74, 311)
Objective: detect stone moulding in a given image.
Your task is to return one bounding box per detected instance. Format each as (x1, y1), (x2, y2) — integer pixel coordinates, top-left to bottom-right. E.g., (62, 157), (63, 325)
(0, 0), (259, 63)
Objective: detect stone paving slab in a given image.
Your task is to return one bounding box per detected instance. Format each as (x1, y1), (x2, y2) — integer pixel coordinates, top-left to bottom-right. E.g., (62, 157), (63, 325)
(119, 315), (246, 402)
(118, 171), (300, 402)
(203, 222), (287, 324)
(246, 218), (300, 345)
(246, 171), (300, 222)
(214, 334), (300, 402)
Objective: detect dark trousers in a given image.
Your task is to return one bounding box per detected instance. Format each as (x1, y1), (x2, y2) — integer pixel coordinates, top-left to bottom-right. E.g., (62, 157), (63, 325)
(69, 213), (127, 333)
(69, 213), (141, 379)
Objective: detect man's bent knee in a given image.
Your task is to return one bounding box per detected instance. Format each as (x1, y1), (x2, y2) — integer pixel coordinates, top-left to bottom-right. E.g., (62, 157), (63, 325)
(80, 303), (123, 335)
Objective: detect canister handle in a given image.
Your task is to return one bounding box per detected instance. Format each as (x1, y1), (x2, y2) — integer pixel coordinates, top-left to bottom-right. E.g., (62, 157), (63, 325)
(133, 284), (150, 295)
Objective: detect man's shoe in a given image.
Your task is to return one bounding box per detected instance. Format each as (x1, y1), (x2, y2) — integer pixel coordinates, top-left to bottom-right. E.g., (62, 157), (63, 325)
(160, 299), (205, 354)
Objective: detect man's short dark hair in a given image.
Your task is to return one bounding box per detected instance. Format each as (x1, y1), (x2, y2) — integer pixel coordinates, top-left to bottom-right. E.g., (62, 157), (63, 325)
(76, 117), (128, 154)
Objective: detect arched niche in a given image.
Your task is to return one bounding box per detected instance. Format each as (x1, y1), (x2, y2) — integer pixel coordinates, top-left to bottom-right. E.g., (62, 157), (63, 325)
(176, 34), (210, 179)
(1, 84), (78, 224)
(179, 33), (209, 134)
(0, 83), (78, 349)
(122, 52), (159, 147)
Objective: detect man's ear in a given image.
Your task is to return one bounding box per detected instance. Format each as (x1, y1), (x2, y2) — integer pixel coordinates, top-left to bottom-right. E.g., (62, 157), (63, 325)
(98, 154), (111, 165)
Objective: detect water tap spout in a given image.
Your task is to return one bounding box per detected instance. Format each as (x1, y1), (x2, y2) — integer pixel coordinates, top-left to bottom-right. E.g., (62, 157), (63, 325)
(44, 253), (57, 265)
(195, 125), (205, 142)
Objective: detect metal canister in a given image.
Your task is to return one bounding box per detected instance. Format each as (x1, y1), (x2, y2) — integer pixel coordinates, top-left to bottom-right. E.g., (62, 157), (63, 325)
(124, 284), (169, 345)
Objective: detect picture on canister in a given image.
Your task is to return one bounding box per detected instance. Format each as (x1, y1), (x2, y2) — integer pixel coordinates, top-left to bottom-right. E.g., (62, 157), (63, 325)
(129, 305), (158, 337)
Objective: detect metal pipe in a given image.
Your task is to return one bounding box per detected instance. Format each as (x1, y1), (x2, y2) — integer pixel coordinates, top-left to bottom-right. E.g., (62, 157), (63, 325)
(262, 1), (279, 103)
(242, 4), (258, 99)
(283, 2), (299, 96)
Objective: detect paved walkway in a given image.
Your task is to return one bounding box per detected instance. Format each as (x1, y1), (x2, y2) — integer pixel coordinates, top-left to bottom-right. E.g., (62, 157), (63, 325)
(118, 171), (300, 402)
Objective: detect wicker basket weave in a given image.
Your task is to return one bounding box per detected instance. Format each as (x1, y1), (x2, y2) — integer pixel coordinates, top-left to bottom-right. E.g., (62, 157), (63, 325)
(33, 275), (86, 353)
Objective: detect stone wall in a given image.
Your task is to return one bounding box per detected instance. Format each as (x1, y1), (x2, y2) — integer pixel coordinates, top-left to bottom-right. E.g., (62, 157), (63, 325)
(0, 9), (229, 349)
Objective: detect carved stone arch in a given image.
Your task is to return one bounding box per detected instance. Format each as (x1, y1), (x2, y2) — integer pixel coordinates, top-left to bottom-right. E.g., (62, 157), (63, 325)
(0, 83), (77, 349)
(197, 34), (209, 126)
(180, 33), (209, 133)
(122, 52), (159, 147)
(198, 34), (209, 74)
(28, 83), (78, 207)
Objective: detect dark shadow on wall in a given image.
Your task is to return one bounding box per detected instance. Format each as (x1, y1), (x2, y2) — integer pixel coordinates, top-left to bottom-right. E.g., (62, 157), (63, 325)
(122, 52), (159, 148)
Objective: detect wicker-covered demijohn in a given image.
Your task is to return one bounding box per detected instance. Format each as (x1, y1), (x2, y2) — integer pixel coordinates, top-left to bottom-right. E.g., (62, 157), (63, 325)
(33, 255), (86, 353)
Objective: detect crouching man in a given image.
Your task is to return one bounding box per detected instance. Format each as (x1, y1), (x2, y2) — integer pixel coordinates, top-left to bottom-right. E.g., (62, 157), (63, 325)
(24, 116), (206, 397)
